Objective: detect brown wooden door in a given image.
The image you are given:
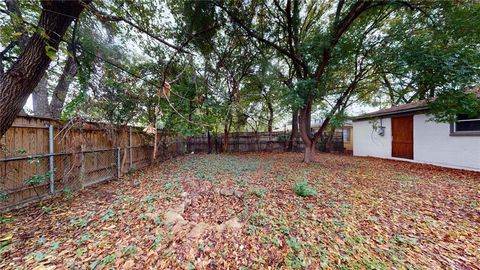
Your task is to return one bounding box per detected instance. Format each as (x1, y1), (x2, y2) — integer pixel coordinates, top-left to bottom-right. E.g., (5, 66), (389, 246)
(391, 115), (414, 159)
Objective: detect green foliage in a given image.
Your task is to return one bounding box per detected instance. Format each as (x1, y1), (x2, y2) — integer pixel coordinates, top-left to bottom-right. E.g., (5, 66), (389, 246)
(44, 45), (57, 61)
(101, 209), (115, 222)
(63, 188), (74, 200)
(0, 191), (7, 201)
(287, 237), (302, 252)
(42, 205), (54, 213)
(429, 90), (480, 122)
(163, 182), (173, 191)
(61, 91), (86, 122)
(122, 245), (138, 257)
(143, 193), (159, 204)
(34, 251), (48, 262)
(0, 215), (12, 224)
(372, 1), (480, 106)
(24, 172), (50, 186)
(70, 217), (89, 229)
(295, 79), (317, 101)
(250, 188), (266, 198)
(179, 1), (217, 55)
(50, 241), (60, 250)
(101, 253), (117, 266)
(293, 181), (317, 197)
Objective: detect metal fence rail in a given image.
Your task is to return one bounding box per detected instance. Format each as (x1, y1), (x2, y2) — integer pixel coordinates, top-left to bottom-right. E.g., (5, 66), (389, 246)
(0, 120), (185, 212)
(0, 116), (345, 212)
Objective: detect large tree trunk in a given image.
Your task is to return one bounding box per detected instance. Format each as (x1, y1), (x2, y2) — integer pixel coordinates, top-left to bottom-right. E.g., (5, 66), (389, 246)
(288, 109), (298, 151)
(299, 101), (316, 163)
(32, 75), (50, 117)
(207, 130), (212, 154)
(222, 122), (230, 153)
(0, 0), (90, 136)
(267, 100), (274, 133)
(50, 54), (78, 118)
(223, 126), (229, 153)
(304, 143), (315, 163)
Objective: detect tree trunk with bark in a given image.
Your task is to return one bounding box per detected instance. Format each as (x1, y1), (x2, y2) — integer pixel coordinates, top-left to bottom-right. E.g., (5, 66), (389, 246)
(288, 109), (298, 151)
(298, 100), (316, 162)
(207, 130), (212, 154)
(223, 126), (229, 153)
(32, 75), (50, 117)
(0, 0), (90, 136)
(50, 54), (78, 118)
(267, 100), (274, 133)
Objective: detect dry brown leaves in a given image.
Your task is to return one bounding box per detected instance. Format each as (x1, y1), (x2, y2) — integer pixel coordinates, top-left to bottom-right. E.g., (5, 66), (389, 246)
(0, 153), (479, 269)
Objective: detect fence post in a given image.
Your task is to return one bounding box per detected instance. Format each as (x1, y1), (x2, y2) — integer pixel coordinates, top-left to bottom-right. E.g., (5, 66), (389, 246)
(129, 127), (133, 169)
(48, 125), (55, 194)
(80, 145), (85, 188)
(116, 147), (121, 179)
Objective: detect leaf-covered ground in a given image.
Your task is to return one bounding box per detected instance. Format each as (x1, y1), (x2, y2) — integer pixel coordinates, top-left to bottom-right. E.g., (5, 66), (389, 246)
(1, 153), (479, 269)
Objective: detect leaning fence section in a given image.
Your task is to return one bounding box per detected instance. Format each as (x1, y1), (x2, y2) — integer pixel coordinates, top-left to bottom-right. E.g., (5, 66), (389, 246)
(0, 116), (184, 212)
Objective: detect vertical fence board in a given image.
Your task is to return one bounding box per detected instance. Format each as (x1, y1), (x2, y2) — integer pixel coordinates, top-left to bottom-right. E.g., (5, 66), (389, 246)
(1, 116), (344, 212)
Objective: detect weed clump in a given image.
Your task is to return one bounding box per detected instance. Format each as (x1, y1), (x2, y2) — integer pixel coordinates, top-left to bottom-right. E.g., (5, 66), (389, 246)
(293, 181), (316, 197)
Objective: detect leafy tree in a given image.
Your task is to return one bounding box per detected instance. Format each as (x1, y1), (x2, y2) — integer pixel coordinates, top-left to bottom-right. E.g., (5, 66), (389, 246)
(216, 0), (418, 162)
(371, 1), (480, 119)
(0, 0), (91, 136)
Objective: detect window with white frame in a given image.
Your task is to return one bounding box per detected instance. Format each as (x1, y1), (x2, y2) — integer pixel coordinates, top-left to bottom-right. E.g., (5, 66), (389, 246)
(453, 114), (480, 133)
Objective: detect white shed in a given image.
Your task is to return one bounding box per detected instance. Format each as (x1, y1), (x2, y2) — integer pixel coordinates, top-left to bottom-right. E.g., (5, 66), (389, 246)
(353, 101), (480, 171)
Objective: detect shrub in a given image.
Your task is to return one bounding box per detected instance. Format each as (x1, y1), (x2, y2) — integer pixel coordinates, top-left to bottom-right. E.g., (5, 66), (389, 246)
(293, 181), (316, 197)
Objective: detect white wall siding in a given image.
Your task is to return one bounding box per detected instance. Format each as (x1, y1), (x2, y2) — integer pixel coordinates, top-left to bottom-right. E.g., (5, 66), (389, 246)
(353, 113), (480, 171)
(413, 114), (480, 170)
(353, 118), (391, 158)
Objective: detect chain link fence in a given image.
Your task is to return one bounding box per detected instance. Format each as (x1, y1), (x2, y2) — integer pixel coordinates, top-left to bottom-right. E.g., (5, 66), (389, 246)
(0, 119), (185, 212)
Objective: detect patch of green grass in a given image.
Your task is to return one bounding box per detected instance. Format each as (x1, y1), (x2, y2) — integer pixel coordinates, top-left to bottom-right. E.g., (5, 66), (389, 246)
(0, 191), (8, 201)
(42, 205), (55, 213)
(63, 188), (74, 200)
(76, 233), (91, 245)
(101, 253), (117, 267)
(293, 181), (317, 197)
(285, 254), (304, 269)
(143, 193), (159, 204)
(0, 215), (12, 224)
(70, 217), (89, 228)
(287, 237), (302, 252)
(34, 251), (48, 262)
(101, 209), (115, 222)
(122, 245), (138, 257)
(250, 188), (266, 198)
(164, 182), (173, 190)
(50, 241), (60, 250)
(249, 212), (269, 227)
(76, 247), (87, 257)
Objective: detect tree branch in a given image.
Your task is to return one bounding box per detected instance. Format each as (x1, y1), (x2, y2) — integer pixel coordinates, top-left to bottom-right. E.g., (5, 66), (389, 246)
(88, 5), (190, 54)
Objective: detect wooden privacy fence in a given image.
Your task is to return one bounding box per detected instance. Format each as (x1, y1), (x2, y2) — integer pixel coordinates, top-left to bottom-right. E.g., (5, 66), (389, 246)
(185, 131), (345, 153)
(0, 117), (345, 212)
(0, 116), (184, 212)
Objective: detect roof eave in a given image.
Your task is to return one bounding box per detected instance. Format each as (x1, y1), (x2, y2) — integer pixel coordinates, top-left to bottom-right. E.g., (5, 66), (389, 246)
(353, 106), (429, 121)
